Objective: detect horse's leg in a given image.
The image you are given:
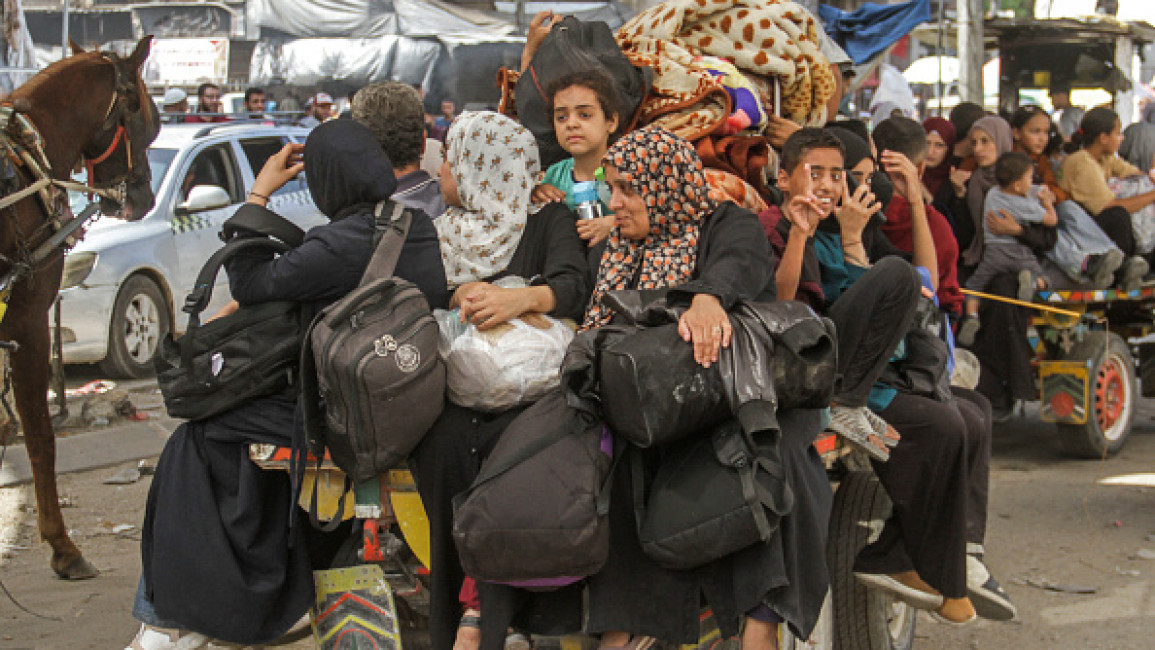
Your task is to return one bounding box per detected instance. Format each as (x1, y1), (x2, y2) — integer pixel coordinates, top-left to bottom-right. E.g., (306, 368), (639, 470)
(7, 301), (98, 579)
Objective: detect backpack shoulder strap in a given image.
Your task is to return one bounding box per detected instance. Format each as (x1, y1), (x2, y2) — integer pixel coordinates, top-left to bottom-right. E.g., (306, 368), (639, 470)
(183, 237), (291, 327)
(221, 204), (306, 247)
(359, 200), (413, 285)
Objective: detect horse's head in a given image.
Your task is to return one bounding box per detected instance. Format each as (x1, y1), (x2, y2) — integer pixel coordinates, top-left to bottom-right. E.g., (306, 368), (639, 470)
(76, 37), (160, 220)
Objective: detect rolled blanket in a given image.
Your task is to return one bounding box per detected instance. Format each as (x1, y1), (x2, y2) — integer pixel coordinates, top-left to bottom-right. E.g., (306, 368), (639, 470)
(617, 0), (834, 140)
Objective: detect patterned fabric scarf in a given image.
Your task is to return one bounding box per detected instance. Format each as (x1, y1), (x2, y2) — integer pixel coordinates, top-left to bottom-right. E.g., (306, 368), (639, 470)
(437, 111), (541, 288)
(582, 128), (719, 329)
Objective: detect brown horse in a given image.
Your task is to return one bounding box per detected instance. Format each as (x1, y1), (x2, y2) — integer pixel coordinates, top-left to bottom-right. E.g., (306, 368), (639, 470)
(0, 37), (159, 579)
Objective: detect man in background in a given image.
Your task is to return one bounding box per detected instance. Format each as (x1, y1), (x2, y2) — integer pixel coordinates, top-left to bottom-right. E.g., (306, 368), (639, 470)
(298, 92), (334, 129)
(186, 83), (228, 123)
(353, 81), (446, 218)
(244, 87), (268, 119)
(431, 99), (456, 141)
(1050, 84), (1084, 141)
(161, 88), (188, 124)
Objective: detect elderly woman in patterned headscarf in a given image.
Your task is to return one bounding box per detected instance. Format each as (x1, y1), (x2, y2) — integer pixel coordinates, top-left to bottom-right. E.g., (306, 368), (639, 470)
(583, 128), (832, 650)
(412, 111), (591, 650)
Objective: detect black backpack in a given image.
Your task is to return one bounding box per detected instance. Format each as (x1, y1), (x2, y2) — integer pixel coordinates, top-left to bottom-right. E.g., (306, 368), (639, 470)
(515, 16), (652, 167)
(155, 212), (307, 421)
(300, 201), (445, 484)
(635, 411), (809, 571)
(452, 389), (614, 584)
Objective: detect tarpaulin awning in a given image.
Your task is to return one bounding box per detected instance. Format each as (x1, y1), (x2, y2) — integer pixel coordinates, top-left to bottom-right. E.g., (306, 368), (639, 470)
(817, 0), (931, 65)
(245, 0), (515, 39)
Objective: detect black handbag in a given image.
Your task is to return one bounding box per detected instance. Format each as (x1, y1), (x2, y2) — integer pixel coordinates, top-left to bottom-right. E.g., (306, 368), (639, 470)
(636, 411), (808, 571)
(155, 236), (307, 420)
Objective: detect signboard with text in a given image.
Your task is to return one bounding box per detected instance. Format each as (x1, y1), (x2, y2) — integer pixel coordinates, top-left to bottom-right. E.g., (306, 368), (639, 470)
(142, 38), (230, 85)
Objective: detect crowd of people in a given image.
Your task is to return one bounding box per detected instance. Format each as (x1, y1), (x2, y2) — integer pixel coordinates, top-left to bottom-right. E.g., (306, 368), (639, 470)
(123, 6), (1155, 650)
(157, 81), (462, 141)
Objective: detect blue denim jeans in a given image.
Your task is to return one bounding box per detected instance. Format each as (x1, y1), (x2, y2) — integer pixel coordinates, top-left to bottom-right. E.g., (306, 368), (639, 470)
(1046, 200), (1118, 280)
(132, 575), (180, 628)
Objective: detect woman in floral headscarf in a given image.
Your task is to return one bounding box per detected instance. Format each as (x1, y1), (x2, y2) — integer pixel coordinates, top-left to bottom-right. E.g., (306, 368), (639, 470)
(583, 128), (832, 650)
(410, 111), (591, 650)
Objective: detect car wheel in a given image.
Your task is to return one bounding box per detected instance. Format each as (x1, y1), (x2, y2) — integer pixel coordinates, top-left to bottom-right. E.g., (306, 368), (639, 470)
(100, 275), (170, 378)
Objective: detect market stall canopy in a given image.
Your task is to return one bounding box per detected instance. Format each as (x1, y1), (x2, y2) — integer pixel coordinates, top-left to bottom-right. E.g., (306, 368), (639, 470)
(247, 0), (513, 38)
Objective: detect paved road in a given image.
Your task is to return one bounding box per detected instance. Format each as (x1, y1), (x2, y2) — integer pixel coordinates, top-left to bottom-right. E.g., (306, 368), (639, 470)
(0, 373), (1154, 648)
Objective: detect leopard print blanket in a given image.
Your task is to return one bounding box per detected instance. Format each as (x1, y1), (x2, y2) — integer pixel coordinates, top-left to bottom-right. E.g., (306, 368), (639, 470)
(617, 0), (835, 142)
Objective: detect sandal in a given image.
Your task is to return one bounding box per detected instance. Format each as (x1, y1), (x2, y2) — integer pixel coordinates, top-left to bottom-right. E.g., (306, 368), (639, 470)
(454, 611), (482, 650)
(827, 405), (889, 462)
(863, 409), (900, 448)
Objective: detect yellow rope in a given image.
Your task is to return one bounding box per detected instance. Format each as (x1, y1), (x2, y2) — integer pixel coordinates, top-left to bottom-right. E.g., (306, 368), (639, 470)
(960, 288), (1084, 318)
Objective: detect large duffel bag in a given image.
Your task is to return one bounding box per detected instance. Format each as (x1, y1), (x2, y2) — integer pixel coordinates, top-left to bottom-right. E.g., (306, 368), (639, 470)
(515, 15), (651, 167)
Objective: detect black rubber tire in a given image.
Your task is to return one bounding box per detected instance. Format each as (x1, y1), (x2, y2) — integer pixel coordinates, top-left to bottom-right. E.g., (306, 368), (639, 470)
(1057, 332), (1136, 458)
(827, 471), (916, 650)
(99, 275), (170, 378)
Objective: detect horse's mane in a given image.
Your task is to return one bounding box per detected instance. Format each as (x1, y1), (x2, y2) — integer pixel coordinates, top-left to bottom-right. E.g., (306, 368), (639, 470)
(12, 52), (110, 99)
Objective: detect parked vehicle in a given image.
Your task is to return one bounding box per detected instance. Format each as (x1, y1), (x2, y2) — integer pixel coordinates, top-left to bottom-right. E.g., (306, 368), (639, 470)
(59, 122), (326, 377)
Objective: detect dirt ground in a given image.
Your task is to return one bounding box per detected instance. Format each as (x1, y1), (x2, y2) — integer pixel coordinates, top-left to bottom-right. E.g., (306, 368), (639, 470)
(1, 401), (1154, 648)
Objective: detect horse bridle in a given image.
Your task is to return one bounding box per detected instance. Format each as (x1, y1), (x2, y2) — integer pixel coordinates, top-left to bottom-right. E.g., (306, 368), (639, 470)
(80, 53), (152, 193)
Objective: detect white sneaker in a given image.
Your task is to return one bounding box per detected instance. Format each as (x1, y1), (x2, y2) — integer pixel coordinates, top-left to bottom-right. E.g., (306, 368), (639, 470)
(125, 624), (217, 650)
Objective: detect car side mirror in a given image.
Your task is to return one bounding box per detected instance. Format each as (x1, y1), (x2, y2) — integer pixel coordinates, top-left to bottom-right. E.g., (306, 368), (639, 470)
(175, 185), (231, 215)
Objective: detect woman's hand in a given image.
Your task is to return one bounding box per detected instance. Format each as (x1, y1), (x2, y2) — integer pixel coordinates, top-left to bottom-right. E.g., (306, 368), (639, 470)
(532, 183), (567, 204)
(950, 166), (972, 197)
(1149, 168), (1155, 185)
(678, 294), (731, 368)
(250, 143), (304, 205)
(765, 115), (801, 149)
(521, 11), (562, 71)
(459, 284), (533, 331)
(576, 215), (615, 245)
(985, 209), (1024, 237)
(449, 282), (487, 309)
(835, 175), (881, 240)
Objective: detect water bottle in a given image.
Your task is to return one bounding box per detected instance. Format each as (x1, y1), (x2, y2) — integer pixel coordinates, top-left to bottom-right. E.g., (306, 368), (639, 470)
(573, 180), (603, 220)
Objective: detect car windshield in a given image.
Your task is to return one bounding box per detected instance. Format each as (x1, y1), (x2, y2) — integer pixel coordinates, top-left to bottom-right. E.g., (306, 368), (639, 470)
(67, 147), (178, 216)
(147, 148), (177, 196)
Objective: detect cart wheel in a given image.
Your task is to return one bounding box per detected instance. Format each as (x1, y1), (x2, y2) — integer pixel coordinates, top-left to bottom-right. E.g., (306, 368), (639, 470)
(827, 471), (916, 650)
(1059, 332), (1136, 458)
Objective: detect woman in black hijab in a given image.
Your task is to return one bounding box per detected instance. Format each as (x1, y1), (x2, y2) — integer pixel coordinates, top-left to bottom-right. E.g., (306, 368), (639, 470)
(131, 120), (448, 647)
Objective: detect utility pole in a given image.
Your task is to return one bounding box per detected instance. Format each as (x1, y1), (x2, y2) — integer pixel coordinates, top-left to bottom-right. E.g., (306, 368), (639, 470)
(61, 0), (70, 59)
(957, 0), (984, 105)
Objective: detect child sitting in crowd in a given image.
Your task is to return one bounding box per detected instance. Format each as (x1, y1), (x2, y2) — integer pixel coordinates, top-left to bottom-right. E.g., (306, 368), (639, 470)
(531, 69), (620, 247)
(958, 151), (1056, 346)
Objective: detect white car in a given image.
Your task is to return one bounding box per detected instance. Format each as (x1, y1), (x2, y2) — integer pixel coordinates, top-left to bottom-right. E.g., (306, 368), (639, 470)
(59, 122), (327, 377)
